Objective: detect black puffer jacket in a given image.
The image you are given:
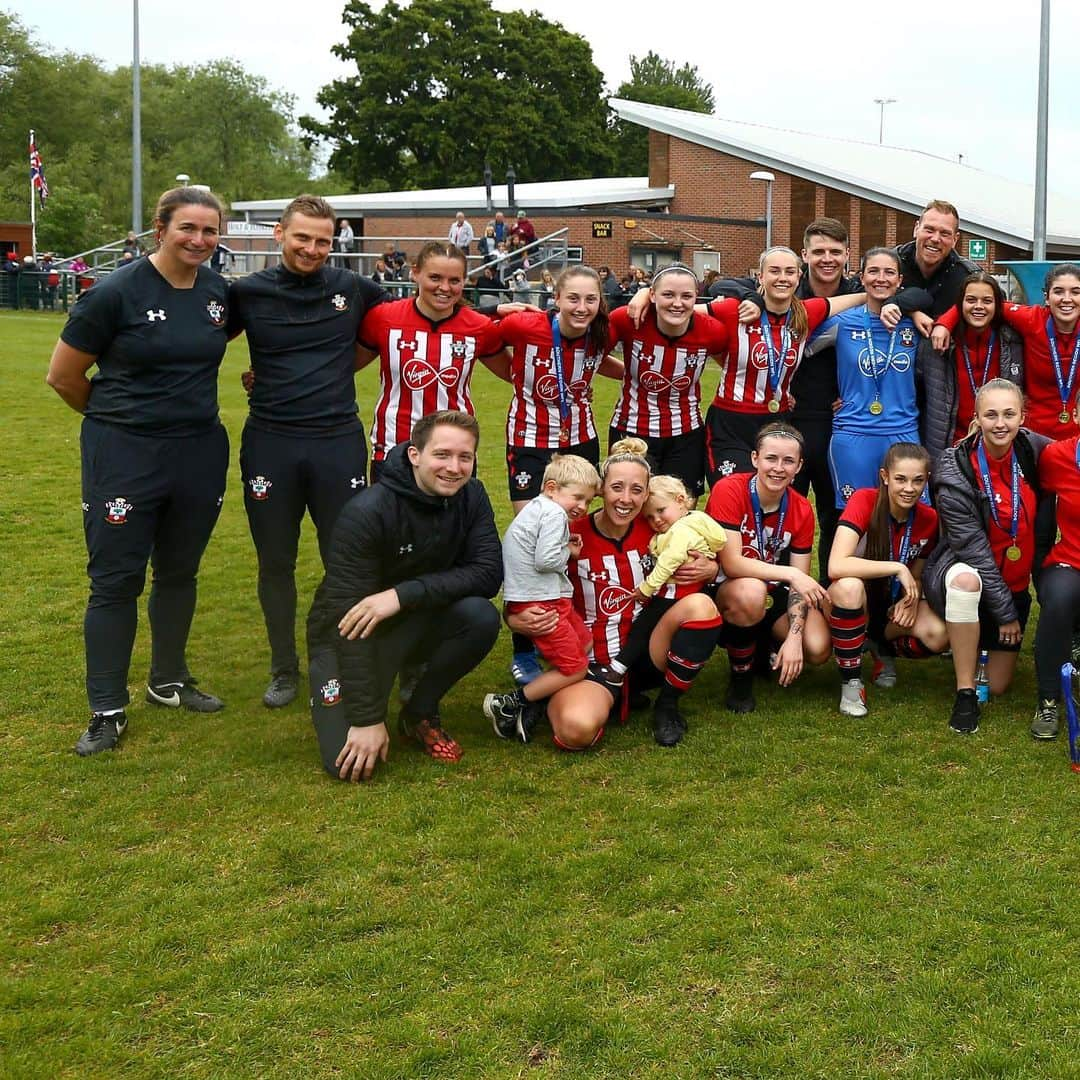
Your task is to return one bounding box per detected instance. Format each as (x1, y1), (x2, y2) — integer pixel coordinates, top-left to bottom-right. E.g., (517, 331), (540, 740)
(895, 241), (979, 317)
(306, 442), (503, 727)
(923, 428), (1052, 625)
(916, 329), (1025, 463)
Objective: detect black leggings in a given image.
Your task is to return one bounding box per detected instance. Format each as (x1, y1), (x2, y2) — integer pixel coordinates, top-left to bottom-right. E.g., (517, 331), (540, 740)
(1035, 565), (1080, 700)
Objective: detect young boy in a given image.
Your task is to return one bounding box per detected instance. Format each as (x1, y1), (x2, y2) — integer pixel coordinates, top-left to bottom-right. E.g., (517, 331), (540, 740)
(483, 455), (600, 742)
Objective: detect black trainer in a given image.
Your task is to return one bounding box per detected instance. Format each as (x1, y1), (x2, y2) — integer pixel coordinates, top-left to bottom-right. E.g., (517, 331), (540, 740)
(483, 692), (522, 740)
(948, 688), (980, 734)
(652, 697), (685, 747)
(587, 661), (625, 691)
(146, 681), (224, 713)
(725, 670), (756, 713)
(517, 699), (546, 744)
(74, 711), (128, 756)
(263, 672), (298, 709)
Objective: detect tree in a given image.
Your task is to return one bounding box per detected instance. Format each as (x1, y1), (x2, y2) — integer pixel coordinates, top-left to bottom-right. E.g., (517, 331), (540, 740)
(610, 52), (715, 176)
(304, 0), (614, 191)
(0, 13), (323, 253)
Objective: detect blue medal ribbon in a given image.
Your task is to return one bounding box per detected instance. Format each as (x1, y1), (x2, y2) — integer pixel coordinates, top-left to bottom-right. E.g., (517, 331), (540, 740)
(958, 329), (996, 402)
(889, 512), (916, 602)
(549, 314), (571, 445)
(1045, 316), (1080, 420)
(759, 309), (792, 406)
(976, 440), (1021, 550)
(862, 308), (897, 408)
(749, 476), (788, 564)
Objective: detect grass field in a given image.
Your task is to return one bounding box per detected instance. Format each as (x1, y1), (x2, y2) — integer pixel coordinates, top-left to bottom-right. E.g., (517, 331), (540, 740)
(4, 308), (1080, 1079)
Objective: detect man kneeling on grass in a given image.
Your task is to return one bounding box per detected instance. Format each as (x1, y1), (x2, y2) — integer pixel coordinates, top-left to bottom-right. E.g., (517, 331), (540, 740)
(306, 410), (502, 781)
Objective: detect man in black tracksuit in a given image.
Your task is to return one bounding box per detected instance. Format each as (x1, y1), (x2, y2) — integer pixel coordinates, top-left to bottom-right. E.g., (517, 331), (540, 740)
(306, 411), (502, 782)
(228, 195), (389, 708)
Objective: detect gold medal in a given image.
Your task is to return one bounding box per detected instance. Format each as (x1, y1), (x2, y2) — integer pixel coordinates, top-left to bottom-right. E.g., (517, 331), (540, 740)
(764, 593), (774, 610)
(558, 423), (570, 445)
(1005, 544), (1022, 562)
(1060, 410), (1071, 424)
(767, 398), (781, 414)
(869, 400), (884, 416)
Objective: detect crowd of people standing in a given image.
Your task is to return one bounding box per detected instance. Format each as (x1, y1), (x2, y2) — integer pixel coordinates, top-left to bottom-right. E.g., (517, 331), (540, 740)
(46, 188), (1080, 783)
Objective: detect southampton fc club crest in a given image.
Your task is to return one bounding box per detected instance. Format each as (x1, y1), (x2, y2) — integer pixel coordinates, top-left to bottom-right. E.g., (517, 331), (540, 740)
(105, 497), (133, 525)
(514, 471), (532, 490)
(248, 476), (273, 500)
(331, 293), (347, 312)
(206, 299), (225, 326)
(320, 679), (341, 706)
(899, 327), (915, 347)
(640, 553), (657, 576)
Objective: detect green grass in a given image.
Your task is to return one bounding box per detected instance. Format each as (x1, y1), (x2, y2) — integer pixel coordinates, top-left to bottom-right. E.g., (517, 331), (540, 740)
(4, 308), (1080, 1079)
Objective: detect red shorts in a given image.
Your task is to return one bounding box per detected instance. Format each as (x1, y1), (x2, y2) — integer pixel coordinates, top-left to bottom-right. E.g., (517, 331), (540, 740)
(506, 598), (591, 675)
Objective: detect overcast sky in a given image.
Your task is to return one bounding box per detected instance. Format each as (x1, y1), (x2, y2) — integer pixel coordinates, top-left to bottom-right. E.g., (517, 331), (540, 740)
(8, 0), (1079, 190)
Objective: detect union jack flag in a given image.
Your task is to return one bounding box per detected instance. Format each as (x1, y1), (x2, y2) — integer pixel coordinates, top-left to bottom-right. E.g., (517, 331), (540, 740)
(29, 134), (49, 207)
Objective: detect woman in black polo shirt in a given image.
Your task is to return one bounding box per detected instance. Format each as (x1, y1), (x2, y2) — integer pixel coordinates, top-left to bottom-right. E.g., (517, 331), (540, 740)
(46, 186), (231, 756)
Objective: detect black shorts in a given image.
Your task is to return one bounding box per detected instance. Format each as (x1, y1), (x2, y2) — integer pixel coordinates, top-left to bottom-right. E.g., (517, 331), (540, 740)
(716, 583), (789, 647)
(704, 405), (792, 487)
(979, 588), (1031, 653)
(609, 426), (707, 497)
(506, 438), (600, 501)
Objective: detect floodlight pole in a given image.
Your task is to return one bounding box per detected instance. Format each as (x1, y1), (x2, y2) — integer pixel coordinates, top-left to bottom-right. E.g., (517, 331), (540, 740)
(1033, 0), (1050, 260)
(132, 0), (142, 233)
(874, 97), (896, 145)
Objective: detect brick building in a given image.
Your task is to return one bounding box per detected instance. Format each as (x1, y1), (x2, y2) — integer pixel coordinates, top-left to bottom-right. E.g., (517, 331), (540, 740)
(231, 98), (1080, 282)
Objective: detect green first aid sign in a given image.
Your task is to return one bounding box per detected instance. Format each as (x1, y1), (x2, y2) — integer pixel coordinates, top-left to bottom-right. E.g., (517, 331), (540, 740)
(968, 238), (987, 261)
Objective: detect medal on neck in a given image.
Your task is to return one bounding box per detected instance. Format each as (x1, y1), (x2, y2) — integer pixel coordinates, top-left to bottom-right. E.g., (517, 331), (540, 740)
(1045, 316), (1080, 426)
(759, 309), (791, 414)
(862, 308), (897, 418)
(976, 439), (1023, 563)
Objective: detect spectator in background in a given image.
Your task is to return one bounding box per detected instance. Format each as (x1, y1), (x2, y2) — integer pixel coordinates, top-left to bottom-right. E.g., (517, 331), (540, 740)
(702, 269), (721, 296)
(475, 263), (504, 302)
(510, 268), (532, 305)
(477, 225), (498, 261)
(121, 231), (143, 259)
(599, 266), (621, 306)
(337, 218), (355, 268)
(540, 269), (556, 310)
(449, 212), (474, 253)
(371, 258), (389, 284)
(511, 209), (536, 247)
(490, 211), (508, 245)
(494, 241), (510, 285)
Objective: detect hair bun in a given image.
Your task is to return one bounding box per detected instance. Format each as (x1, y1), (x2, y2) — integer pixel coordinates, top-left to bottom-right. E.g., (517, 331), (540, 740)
(609, 436), (649, 458)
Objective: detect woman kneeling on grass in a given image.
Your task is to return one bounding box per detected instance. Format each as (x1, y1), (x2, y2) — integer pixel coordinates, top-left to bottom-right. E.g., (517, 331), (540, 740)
(505, 439), (721, 749)
(826, 443), (948, 718)
(923, 379), (1051, 736)
(706, 422), (831, 714)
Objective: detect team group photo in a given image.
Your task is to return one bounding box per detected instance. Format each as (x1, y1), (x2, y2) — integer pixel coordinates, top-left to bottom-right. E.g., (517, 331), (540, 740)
(6, 0), (1080, 1075)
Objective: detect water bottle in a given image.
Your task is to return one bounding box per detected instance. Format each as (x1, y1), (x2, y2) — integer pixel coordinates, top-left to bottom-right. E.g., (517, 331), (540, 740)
(975, 649), (990, 705)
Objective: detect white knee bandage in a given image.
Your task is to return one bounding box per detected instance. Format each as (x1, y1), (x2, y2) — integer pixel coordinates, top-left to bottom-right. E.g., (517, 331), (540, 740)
(944, 562), (982, 623)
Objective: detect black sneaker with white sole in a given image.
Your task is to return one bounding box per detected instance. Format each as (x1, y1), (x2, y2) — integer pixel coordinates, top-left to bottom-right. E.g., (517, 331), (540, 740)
(652, 698), (686, 747)
(75, 711), (128, 756)
(483, 692), (523, 740)
(948, 688), (980, 734)
(146, 681), (224, 713)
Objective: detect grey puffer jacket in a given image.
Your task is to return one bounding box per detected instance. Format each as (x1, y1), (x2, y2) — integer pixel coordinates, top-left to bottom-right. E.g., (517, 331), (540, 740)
(923, 428), (1052, 626)
(916, 327), (1025, 464)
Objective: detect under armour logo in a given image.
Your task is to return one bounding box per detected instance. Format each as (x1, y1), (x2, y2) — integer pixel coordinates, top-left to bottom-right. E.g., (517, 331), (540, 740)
(350, 477), (364, 490)
(146, 309), (166, 322)
(399, 544), (413, 555)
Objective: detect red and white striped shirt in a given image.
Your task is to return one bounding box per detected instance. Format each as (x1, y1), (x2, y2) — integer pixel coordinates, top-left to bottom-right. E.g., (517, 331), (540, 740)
(496, 310), (615, 449)
(608, 305), (729, 437)
(360, 299), (502, 462)
(707, 297), (831, 413)
(569, 513), (676, 664)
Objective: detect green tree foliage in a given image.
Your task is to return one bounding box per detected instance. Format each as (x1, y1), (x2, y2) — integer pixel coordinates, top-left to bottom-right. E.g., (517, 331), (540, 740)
(610, 51), (715, 176)
(304, 0), (613, 191)
(0, 13), (319, 254)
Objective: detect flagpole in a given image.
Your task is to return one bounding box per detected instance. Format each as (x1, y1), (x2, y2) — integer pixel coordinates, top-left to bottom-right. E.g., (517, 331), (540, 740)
(29, 129), (37, 260)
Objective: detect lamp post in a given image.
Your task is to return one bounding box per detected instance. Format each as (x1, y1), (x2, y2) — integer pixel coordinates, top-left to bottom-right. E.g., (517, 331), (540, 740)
(874, 97), (897, 144)
(749, 171), (775, 250)
(132, 0), (142, 233)
(1033, 0), (1050, 260)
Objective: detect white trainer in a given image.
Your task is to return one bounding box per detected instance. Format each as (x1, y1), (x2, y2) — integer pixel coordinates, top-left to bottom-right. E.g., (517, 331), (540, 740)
(839, 678), (868, 717)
